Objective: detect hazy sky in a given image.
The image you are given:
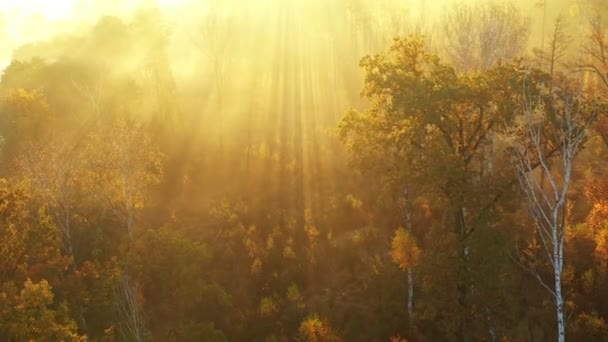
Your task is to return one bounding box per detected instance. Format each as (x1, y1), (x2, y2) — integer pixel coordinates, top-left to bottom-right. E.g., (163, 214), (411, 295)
(0, 0), (582, 72)
(0, 0), (76, 20)
(0, 0), (87, 68)
(0, 0), (189, 69)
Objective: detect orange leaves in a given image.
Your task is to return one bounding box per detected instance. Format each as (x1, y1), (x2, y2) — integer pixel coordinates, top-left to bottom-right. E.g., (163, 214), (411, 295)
(0, 178), (29, 223)
(359, 36), (441, 109)
(286, 283), (305, 310)
(571, 311), (608, 339)
(259, 296), (278, 318)
(594, 229), (608, 269)
(390, 227), (420, 271)
(297, 315), (343, 342)
(345, 194), (363, 209)
(82, 119), (165, 237)
(583, 173), (608, 272)
(585, 175), (608, 233)
(2, 88), (51, 121)
(12, 116), (165, 246)
(0, 278), (84, 341)
(587, 202), (608, 232)
(79, 260), (100, 280)
(0, 178), (69, 283)
(15, 278), (54, 310)
(0, 88), (54, 145)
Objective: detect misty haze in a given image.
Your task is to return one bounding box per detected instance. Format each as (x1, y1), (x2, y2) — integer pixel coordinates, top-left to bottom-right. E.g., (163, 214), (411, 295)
(0, 1), (607, 341)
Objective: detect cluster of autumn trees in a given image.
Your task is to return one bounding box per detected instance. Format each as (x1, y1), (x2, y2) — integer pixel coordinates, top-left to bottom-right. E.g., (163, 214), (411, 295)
(1, 1), (608, 341)
(340, 31), (608, 341)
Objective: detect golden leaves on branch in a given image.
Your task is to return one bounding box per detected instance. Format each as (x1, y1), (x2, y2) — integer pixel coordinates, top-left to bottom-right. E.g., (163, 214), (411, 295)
(297, 315), (343, 342)
(390, 227), (420, 271)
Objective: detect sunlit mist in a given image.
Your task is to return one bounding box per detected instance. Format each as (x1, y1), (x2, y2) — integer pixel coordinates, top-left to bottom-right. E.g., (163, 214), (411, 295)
(0, 0), (607, 341)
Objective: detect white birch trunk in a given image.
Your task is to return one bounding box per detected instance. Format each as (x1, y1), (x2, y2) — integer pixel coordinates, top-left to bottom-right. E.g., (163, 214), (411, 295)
(407, 266), (414, 319)
(485, 306), (497, 342)
(404, 188), (414, 321)
(554, 236), (565, 342)
(510, 73), (599, 342)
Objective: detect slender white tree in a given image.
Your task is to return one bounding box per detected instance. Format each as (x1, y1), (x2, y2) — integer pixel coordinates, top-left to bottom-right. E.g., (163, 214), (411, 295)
(85, 119), (163, 341)
(510, 75), (601, 342)
(403, 187), (414, 321)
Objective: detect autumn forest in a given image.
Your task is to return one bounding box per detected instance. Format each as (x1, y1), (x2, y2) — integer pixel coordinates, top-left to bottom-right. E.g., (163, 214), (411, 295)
(1, 0), (608, 341)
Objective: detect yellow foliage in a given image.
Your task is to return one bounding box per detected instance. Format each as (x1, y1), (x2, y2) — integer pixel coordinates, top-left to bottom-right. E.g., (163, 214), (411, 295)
(283, 246), (296, 259)
(351, 230), (362, 245)
(306, 224), (320, 244)
(251, 257), (262, 274)
(297, 315), (342, 342)
(3, 88), (51, 120)
(390, 227), (420, 271)
(286, 284), (305, 310)
(582, 270), (595, 294)
(259, 296), (278, 317)
(587, 201), (608, 232)
(573, 311), (608, 337)
(345, 194), (363, 209)
(595, 229), (608, 270)
(1, 279), (85, 341)
(562, 266), (575, 288)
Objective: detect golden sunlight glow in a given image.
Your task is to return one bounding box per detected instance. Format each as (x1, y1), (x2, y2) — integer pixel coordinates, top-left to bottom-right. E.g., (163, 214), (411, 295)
(0, 0), (602, 340)
(0, 0), (76, 20)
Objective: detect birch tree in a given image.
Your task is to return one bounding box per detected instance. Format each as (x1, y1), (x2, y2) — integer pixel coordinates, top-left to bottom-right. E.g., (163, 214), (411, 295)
(509, 75), (602, 342)
(86, 119), (164, 341)
(15, 140), (82, 261)
(390, 190), (420, 323)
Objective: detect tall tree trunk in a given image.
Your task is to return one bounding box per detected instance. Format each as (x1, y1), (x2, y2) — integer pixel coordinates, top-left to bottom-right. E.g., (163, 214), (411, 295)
(485, 306), (497, 342)
(555, 269), (565, 342)
(456, 206), (470, 342)
(404, 188), (414, 321)
(509, 75), (600, 342)
(553, 220), (565, 342)
(407, 268), (414, 320)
